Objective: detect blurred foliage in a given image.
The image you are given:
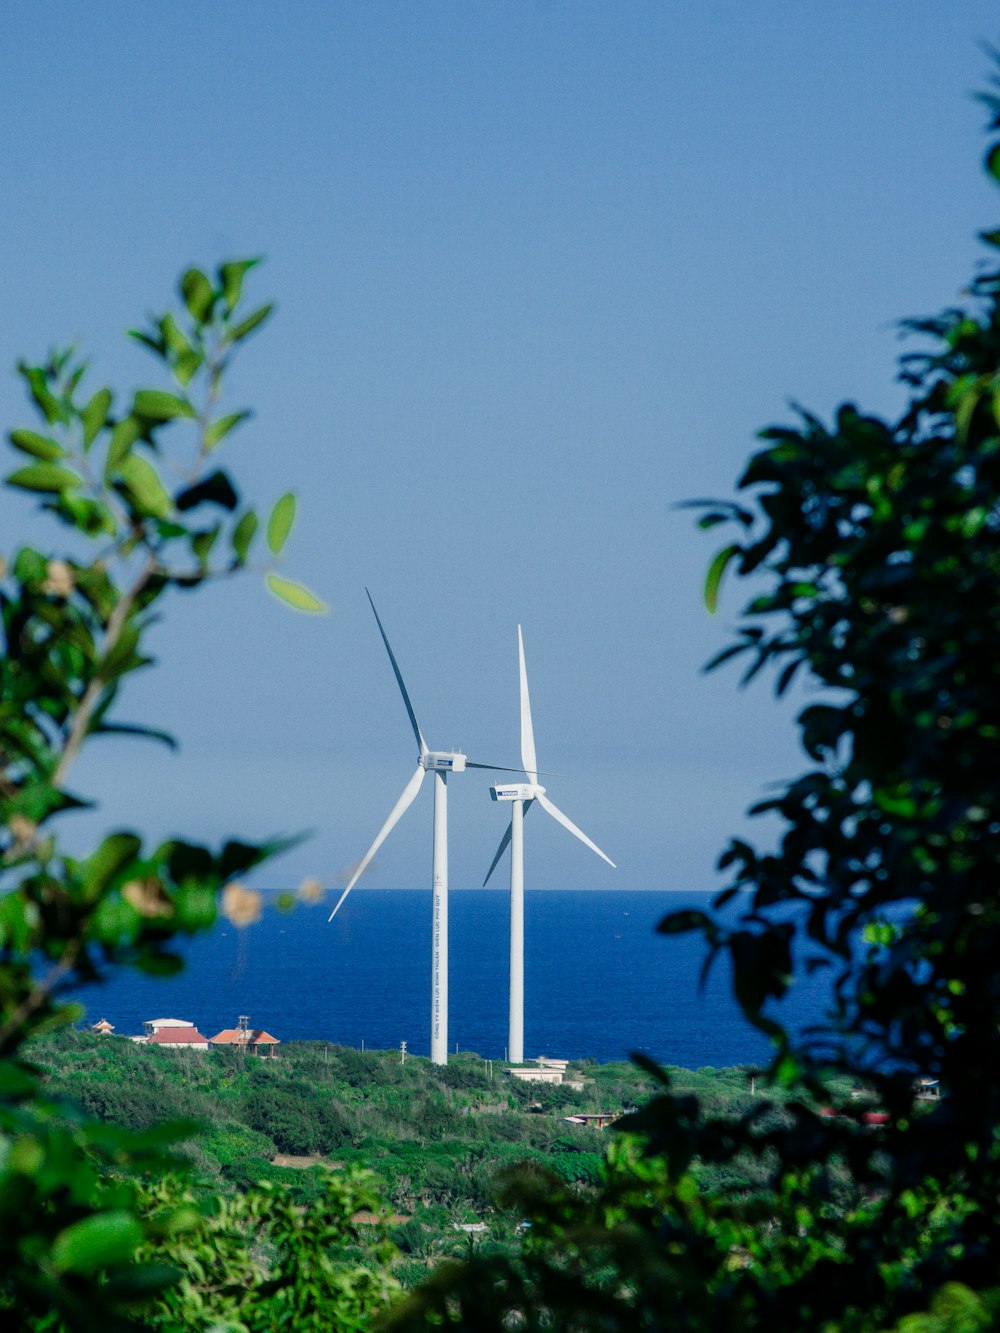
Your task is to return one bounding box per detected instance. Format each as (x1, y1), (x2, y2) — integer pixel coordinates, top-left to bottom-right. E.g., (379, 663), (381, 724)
(137, 1166), (398, 1332)
(382, 64), (1000, 1333)
(0, 262), (343, 1329)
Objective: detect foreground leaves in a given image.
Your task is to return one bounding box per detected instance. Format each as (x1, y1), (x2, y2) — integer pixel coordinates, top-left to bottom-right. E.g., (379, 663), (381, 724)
(0, 262), (329, 1327)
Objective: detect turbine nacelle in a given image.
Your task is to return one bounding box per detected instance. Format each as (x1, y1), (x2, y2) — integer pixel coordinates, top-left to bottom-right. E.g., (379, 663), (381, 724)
(423, 751), (467, 773)
(491, 782), (543, 802)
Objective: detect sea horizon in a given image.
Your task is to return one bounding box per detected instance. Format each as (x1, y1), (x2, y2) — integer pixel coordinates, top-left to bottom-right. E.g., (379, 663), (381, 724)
(71, 890), (833, 1068)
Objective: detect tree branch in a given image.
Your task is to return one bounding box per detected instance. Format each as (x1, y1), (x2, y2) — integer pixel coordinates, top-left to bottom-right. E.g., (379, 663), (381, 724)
(52, 550), (158, 790)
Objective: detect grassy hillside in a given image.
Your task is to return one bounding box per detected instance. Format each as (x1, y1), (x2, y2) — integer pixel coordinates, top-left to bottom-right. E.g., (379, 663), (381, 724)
(29, 1031), (782, 1287)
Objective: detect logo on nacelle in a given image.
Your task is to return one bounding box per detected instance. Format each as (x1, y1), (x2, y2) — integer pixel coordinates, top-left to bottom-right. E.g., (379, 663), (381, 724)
(490, 782), (539, 802)
(424, 752), (467, 773)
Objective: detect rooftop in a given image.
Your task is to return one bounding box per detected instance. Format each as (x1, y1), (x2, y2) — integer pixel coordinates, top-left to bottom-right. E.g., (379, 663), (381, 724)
(210, 1028), (280, 1045)
(147, 1026), (209, 1046)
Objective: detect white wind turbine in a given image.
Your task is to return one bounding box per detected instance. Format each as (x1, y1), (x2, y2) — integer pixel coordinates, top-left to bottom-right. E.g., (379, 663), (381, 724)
(330, 591), (524, 1066)
(484, 626), (615, 1065)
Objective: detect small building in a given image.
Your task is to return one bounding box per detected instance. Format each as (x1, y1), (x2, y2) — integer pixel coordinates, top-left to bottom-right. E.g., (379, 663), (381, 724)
(90, 1019), (115, 1036)
(507, 1066), (564, 1085)
(915, 1078), (941, 1100)
(145, 1024), (211, 1051)
(563, 1112), (618, 1130)
(505, 1056), (571, 1086)
(143, 1017), (197, 1037)
(210, 1020), (280, 1057)
(127, 1018), (210, 1049)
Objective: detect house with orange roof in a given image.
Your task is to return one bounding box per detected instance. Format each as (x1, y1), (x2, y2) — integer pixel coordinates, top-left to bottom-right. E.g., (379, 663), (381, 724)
(210, 1019), (280, 1058)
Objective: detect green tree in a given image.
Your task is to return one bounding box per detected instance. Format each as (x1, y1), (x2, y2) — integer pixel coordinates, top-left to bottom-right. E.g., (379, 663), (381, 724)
(384, 68), (1000, 1332)
(0, 261), (397, 1330)
(138, 1167), (399, 1332)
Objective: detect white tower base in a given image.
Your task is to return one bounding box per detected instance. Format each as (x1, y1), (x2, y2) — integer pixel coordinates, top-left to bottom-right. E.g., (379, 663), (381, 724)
(508, 797), (524, 1064)
(431, 770), (448, 1065)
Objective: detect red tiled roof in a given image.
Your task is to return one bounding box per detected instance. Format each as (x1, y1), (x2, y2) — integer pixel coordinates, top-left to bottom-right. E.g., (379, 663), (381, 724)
(147, 1026), (209, 1045)
(210, 1028), (280, 1045)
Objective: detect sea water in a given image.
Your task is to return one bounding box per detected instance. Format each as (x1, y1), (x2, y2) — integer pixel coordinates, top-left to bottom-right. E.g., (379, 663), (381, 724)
(71, 890), (834, 1067)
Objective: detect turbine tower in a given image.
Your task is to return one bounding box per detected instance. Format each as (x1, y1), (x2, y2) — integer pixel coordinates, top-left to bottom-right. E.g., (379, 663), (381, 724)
(484, 626), (615, 1064)
(330, 591), (521, 1066)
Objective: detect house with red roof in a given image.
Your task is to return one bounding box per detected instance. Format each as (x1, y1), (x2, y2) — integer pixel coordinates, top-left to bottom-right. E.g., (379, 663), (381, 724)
(128, 1018), (211, 1050)
(146, 1025), (210, 1050)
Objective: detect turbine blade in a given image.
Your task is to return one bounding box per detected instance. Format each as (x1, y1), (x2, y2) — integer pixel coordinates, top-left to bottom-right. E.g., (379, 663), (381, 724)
(535, 791), (615, 868)
(366, 589), (427, 756)
(465, 760), (530, 773)
(328, 764), (426, 920)
(482, 798), (533, 886)
(518, 626), (538, 784)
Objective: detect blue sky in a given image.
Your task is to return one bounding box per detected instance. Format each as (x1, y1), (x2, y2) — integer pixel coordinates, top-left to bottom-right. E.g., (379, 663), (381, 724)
(1, 4), (998, 894)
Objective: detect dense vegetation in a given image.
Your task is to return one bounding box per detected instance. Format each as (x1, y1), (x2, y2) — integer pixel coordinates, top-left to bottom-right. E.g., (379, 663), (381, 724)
(31, 1031), (857, 1303)
(34, 1033), (626, 1209)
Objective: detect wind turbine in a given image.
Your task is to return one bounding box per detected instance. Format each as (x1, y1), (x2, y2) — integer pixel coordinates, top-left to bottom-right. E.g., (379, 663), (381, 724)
(330, 591), (523, 1066)
(484, 626), (615, 1065)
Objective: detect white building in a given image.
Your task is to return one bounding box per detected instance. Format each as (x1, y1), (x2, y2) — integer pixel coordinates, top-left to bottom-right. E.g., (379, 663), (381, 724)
(506, 1057), (572, 1086)
(129, 1018), (211, 1050)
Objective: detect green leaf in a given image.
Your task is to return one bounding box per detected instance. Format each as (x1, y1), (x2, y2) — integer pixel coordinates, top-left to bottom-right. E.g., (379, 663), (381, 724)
(704, 544), (741, 614)
(987, 143), (1000, 183)
(128, 328), (166, 357)
(231, 510), (258, 564)
(174, 883), (217, 931)
(191, 526), (221, 565)
(81, 387), (112, 448)
(7, 462), (80, 493)
(82, 833), (142, 898)
(52, 1210), (144, 1274)
(58, 493), (116, 536)
(160, 314), (202, 386)
(99, 620), (142, 678)
(160, 312), (193, 358)
(17, 361), (63, 423)
(102, 1262), (183, 1300)
(180, 267), (216, 323)
(228, 303), (273, 344)
(12, 547), (47, 583)
(8, 429), (66, 462)
(133, 389), (196, 421)
(0, 1062), (38, 1098)
(265, 572), (327, 614)
(267, 492), (296, 554)
(105, 414), (141, 477)
(118, 454), (172, 518)
(204, 410), (252, 450)
(174, 349), (202, 386)
(220, 833), (305, 877)
(219, 258), (259, 311)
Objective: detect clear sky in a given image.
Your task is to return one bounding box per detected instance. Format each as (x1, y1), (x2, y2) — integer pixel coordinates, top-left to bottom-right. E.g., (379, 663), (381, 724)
(1, 4), (998, 893)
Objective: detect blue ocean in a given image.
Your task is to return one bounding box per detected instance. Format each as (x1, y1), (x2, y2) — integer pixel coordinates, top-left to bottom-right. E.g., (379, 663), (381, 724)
(72, 890), (834, 1068)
